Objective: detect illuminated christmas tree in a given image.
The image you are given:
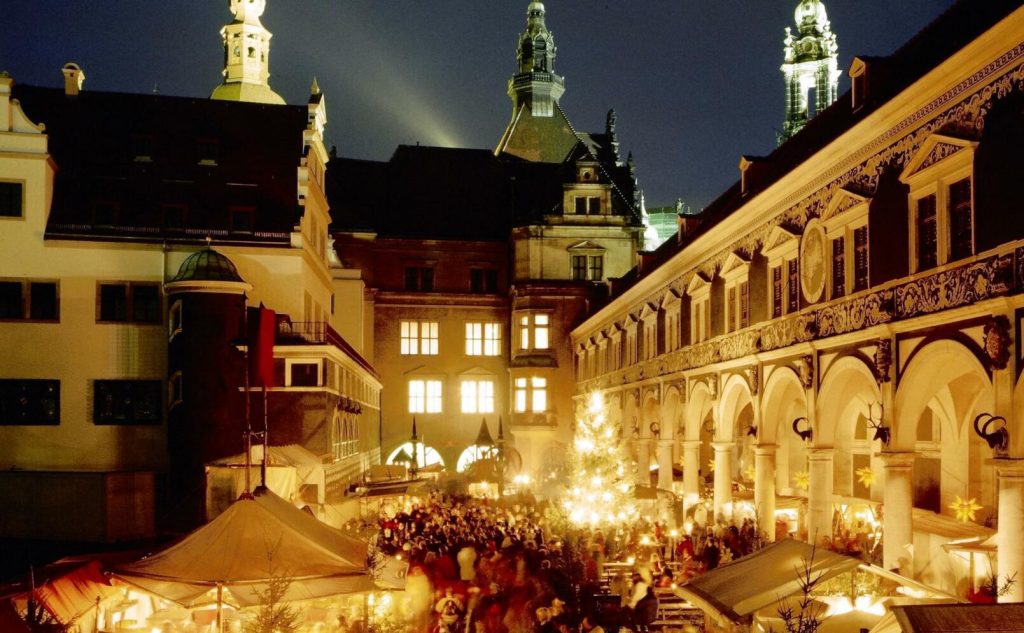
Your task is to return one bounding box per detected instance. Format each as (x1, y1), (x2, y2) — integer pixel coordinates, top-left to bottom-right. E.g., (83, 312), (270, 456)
(562, 392), (640, 527)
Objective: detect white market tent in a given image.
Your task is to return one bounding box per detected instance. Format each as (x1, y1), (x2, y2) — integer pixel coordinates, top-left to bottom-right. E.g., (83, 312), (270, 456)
(206, 444), (326, 520)
(112, 490), (383, 608)
(677, 539), (958, 630)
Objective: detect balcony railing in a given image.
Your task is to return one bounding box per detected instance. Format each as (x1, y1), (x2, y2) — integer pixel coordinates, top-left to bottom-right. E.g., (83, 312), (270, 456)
(276, 321), (378, 378)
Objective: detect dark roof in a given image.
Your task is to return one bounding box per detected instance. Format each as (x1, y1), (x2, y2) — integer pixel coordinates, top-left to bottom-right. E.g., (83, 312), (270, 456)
(609, 0), (1022, 296)
(169, 249), (245, 283)
(328, 142), (640, 239)
(12, 85), (308, 245)
(327, 145), (514, 240)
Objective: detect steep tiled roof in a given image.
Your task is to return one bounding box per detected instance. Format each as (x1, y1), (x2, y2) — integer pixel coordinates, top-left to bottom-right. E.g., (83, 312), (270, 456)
(13, 85), (307, 245)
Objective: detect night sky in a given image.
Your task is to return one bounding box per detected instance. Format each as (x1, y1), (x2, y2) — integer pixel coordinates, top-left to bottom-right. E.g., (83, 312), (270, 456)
(2, 1), (959, 211)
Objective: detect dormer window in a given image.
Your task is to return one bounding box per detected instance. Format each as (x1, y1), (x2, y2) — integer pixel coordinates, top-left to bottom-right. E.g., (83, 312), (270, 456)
(567, 241), (606, 281)
(900, 134), (978, 273)
(573, 196), (601, 215)
(849, 57), (869, 111)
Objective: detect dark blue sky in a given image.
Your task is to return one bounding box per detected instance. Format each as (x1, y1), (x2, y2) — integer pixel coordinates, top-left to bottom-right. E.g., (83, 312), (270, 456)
(2, 1), (959, 210)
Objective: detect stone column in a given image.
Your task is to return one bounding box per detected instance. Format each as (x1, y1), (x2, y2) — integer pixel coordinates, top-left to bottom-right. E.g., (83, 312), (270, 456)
(682, 440), (702, 514)
(657, 439), (674, 491)
(754, 445), (777, 541)
(713, 442), (735, 523)
(636, 439), (652, 486)
(881, 452), (915, 573)
(998, 463), (1024, 602)
(807, 449), (834, 546)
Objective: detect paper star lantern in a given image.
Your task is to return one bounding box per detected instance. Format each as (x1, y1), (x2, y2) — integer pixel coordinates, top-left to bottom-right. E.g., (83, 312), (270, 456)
(949, 496), (983, 523)
(707, 459), (716, 473)
(856, 466), (876, 488)
(743, 464), (756, 481)
(794, 470), (810, 490)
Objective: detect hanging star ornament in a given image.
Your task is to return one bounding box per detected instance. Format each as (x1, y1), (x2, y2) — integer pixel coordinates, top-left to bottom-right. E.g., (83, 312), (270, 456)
(856, 466), (876, 488)
(794, 470), (810, 490)
(950, 496), (983, 523)
(707, 459), (716, 473)
(743, 464), (756, 481)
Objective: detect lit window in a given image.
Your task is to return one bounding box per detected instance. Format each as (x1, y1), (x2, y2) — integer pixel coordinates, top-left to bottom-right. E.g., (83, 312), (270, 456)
(466, 322), (501, 356)
(409, 379), (442, 414)
(400, 321), (439, 355)
(519, 313), (549, 351)
(514, 376), (547, 413)
(461, 380), (495, 413)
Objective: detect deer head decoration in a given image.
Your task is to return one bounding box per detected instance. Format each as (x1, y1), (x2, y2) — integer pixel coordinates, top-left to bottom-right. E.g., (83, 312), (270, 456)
(746, 424), (758, 438)
(866, 402), (891, 447)
(792, 417), (813, 442)
(973, 413), (1009, 454)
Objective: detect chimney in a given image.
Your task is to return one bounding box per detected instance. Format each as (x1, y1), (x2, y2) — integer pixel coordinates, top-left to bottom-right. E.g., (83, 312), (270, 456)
(739, 155), (768, 197)
(61, 63), (85, 96)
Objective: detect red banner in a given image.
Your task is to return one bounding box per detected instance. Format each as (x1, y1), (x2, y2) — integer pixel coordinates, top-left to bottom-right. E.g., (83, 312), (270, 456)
(248, 305), (276, 388)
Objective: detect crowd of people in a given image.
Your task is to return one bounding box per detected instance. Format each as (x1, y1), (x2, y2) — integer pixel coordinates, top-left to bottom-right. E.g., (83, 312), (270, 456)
(366, 492), (771, 633)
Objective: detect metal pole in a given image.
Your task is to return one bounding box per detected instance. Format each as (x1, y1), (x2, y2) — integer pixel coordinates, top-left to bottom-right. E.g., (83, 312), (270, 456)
(243, 299), (252, 495)
(261, 384), (269, 488)
(216, 583), (224, 633)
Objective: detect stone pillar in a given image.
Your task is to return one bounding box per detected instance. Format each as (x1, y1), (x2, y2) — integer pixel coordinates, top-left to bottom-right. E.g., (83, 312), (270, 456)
(754, 445), (777, 541)
(713, 442), (735, 523)
(682, 440), (701, 514)
(807, 449), (834, 546)
(881, 452), (915, 573)
(657, 439), (674, 491)
(636, 439), (652, 486)
(997, 463), (1024, 602)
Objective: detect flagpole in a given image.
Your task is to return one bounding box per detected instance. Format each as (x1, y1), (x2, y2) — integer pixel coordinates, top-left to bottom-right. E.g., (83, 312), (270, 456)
(243, 297), (252, 497)
(261, 383), (269, 488)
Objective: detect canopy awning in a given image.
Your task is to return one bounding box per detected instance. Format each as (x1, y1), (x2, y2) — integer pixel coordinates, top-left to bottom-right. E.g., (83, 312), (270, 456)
(1, 560), (119, 625)
(891, 603), (1024, 632)
(676, 539), (860, 625)
(112, 490), (384, 607)
(912, 508), (994, 540)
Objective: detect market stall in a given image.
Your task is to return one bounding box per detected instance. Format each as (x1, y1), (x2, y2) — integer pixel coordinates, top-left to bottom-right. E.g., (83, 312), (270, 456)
(205, 444), (326, 521)
(677, 539), (958, 633)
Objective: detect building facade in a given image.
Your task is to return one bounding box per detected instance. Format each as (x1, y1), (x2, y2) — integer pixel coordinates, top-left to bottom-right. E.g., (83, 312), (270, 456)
(330, 1), (644, 482)
(0, 2), (381, 537)
(573, 0), (1024, 599)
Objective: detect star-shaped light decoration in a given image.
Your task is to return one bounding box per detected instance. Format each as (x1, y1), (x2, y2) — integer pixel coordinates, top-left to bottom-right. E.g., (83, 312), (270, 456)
(707, 459), (716, 473)
(793, 470), (810, 490)
(856, 466), (876, 488)
(949, 496), (983, 523)
(743, 464), (756, 482)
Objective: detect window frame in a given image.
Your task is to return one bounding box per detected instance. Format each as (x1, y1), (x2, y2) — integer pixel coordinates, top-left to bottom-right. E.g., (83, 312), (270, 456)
(465, 322), (502, 357)
(96, 281), (162, 325)
(408, 378), (443, 414)
(513, 375), (548, 413)
(400, 320), (439, 356)
(517, 312), (551, 352)
(822, 192), (870, 301)
(0, 180), (26, 219)
(460, 379), (495, 414)
(93, 379), (163, 426)
(0, 279), (59, 322)
(900, 135), (978, 274)
(0, 379), (60, 426)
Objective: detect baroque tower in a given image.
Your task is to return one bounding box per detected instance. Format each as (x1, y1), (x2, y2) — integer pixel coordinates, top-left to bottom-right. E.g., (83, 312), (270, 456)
(779, 0), (839, 144)
(211, 0), (286, 105)
(508, 1), (564, 118)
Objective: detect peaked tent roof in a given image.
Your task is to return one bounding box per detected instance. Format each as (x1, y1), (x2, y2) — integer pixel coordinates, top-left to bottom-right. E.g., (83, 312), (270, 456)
(112, 490), (375, 607)
(676, 539), (860, 625)
(891, 604), (1024, 633)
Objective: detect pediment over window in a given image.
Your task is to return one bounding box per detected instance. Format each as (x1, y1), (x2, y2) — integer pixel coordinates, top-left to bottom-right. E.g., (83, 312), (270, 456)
(686, 272), (712, 296)
(459, 366), (495, 377)
(659, 288), (682, 309)
(567, 240), (605, 252)
(900, 134), (979, 183)
(823, 187), (870, 222)
(763, 225), (798, 254)
(720, 252), (751, 279)
(639, 302), (659, 320)
(605, 323), (623, 339)
(623, 314), (639, 330)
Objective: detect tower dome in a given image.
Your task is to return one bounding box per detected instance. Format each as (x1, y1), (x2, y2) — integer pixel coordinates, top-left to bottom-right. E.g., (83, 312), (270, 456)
(795, 0), (829, 34)
(170, 249), (245, 284)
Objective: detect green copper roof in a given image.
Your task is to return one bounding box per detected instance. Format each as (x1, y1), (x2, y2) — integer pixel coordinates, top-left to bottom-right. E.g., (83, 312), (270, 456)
(170, 249), (245, 283)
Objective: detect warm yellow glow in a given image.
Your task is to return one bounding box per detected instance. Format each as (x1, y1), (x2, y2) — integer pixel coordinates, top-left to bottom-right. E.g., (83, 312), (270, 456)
(856, 466), (876, 487)
(640, 535), (651, 546)
(707, 459), (716, 473)
(793, 470), (810, 489)
(669, 529), (679, 538)
(950, 495), (983, 523)
(743, 464), (756, 481)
